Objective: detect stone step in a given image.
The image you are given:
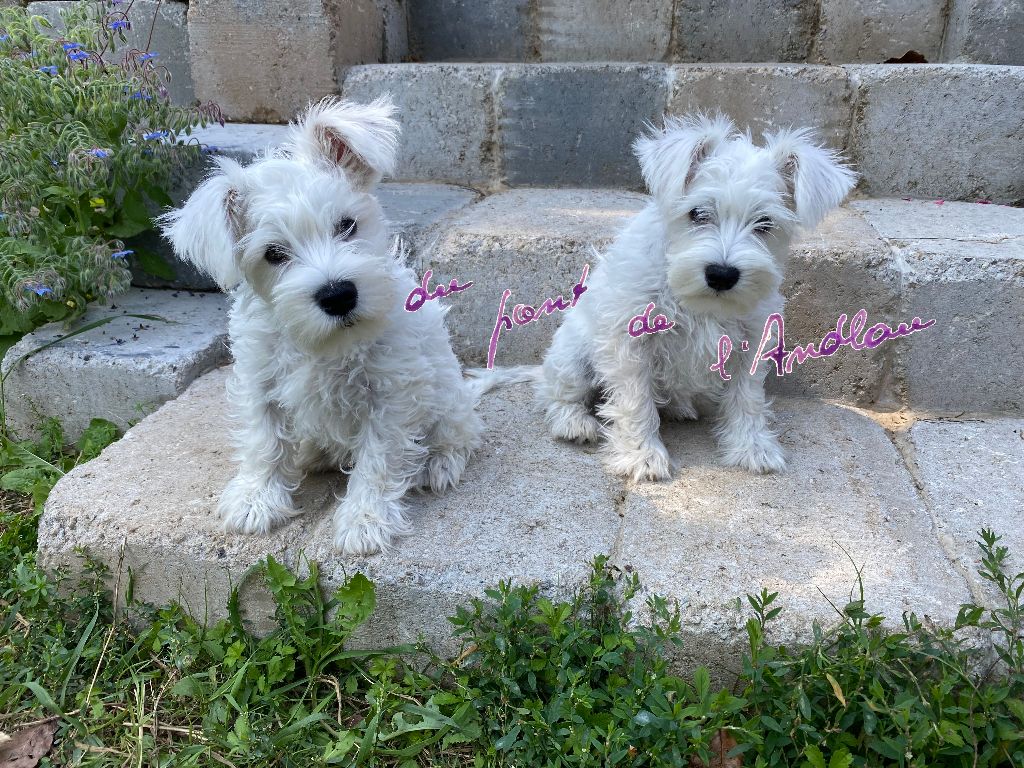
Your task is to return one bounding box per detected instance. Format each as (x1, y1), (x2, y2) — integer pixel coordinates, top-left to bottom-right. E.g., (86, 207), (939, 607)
(144, 162), (1023, 413)
(1, 288), (230, 442)
(405, 0), (1023, 68)
(39, 367), (1022, 670)
(20, 2), (1022, 122)
(15, 183), (1020, 434)
(185, 63), (1024, 204)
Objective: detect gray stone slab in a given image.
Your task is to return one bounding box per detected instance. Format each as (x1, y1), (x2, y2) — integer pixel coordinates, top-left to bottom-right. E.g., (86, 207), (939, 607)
(813, 0), (945, 64)
(181, 123), (290, 163)
(616, 398), (972, 673)
(39, 369), (625, 651)
(1, 289), (229, 442)
(942, 0), (1024, 65)
(188, 0), (384, 123)
(856, 199), (1024, 414)
(418, 188), (648, 366)
(499, 64), (669, 188)
(25, 0), (193, 104)
(671, 0), (817, 62)
(405, 0), (530, 62)
(342, 64), (498, 187)
(536, 0), (674, 61)
(668, 64), (854, 150)
(847, 64), (1024, 204)
(909, 417), (1024, 603)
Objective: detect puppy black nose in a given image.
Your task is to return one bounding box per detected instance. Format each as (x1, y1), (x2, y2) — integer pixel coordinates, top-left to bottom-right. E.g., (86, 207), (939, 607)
(705, 264), (741, 291)
(315, 280), (358, 317)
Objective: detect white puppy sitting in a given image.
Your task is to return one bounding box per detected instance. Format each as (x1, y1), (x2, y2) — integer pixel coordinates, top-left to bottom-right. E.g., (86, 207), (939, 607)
(538, 114), (857, 481)
(160, 97), (490, 554)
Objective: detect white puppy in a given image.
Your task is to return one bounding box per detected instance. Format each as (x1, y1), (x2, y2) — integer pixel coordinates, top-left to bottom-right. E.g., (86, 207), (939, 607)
(538, 114), (857, 481)
(160, 97), (496, 554)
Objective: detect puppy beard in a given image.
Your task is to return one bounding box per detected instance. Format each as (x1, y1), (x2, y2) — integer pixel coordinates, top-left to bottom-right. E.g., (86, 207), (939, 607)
(665, 232), (784, 319)
(270, 254), (397, 357)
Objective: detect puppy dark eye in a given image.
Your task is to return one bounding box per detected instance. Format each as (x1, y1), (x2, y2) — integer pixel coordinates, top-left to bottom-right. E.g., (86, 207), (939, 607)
(264, 244), (290, 265)
(334, 218), (357, 240)
(688, 208), (712, 225)
(753, 216), (774, 233)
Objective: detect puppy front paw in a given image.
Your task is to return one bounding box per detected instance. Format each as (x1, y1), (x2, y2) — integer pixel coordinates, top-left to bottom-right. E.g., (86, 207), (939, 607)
(721, 435), (786, 474)
(218, 474), (297, 534)
(603, 439), (672, 482)
(425, 449), (469, 493)
(333, 496), (411, 555)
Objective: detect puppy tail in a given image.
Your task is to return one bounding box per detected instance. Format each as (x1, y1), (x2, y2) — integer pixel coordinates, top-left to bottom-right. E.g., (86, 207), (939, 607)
(464, 365), (540, 402)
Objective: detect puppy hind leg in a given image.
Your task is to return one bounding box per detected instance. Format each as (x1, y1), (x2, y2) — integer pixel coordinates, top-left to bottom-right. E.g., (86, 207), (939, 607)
(538, 324), (602, 443)
(423, 389), (483, 493)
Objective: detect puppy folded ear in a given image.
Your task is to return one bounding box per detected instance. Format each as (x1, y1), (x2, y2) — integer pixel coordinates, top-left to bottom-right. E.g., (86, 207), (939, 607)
(764, 129), (858, 229)
(156, 159), (246, 290)
(633, 113), (735, 206)
(287, 95), (400, 189)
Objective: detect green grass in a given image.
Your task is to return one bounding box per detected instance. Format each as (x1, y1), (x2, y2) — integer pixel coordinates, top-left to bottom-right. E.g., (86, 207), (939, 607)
(1, 421), (1023, 767)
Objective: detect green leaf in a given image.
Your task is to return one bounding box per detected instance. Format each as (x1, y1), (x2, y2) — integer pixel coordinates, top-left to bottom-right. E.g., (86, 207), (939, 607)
(132, 246), (177, 280)
(803, 745), (826, 768)
(77, 418), (119, 461)
(828, 749), (854, 768)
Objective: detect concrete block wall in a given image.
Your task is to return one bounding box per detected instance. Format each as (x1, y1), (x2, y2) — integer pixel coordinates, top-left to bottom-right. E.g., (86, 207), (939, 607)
(404, 0), (1024, 65)
(340, 63), (1024, 203)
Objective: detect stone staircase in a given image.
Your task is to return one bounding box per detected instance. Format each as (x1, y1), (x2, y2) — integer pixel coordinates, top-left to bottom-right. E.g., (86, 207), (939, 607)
(7, 0), (1022, 664)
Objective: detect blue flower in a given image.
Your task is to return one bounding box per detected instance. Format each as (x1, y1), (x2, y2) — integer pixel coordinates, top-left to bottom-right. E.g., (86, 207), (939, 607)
(138, 51), (159, 61)
(90, 148), (111, 158)
(62, 41), (83, 51)
(26, 284), (53, 297)
(68, 50), (89, 62)
(38, 65), (58, 75)
(0, 34), (10, 43)
(109, 20), (130, 30)
(111, 249), (134, 259)
(142, 130), (170, 141)
(129, 91), (153, 101)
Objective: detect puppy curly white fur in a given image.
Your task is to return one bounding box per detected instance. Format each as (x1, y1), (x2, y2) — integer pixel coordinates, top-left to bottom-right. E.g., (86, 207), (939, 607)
(160, 97), (506, 554)
(537, 114), (857, 481)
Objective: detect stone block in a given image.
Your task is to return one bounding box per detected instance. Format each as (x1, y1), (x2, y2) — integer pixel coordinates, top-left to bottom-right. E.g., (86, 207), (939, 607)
(342, 64), (498, 187)
(672, 0), (817, 62)
(847, 64), (1024, 204)
(187, 0), (383, 123)
(25, 0), (193, 104)
(616, 398), (971, 672)
(378, 0), (409, 62)
(813, 0), (945, 64)
(770, 207), (901, 406)
(536, 0), (674, 61)
(39, 372), (977, 671)
(1, 289), (229, 441)
(909, 417), (1024, 602)
(854, 198), (1024, 413)
(419, 188), (647, 366)
(405, 0), (530, 61)
(499, 64), (669, 188)
(39, 370), (626, 652)
(942, 0), (1024, 65)
(668, 64), (854, 149)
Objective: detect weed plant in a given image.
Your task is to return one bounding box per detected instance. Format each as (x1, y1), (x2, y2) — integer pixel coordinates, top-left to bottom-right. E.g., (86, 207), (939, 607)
(0, 1), (220, 334)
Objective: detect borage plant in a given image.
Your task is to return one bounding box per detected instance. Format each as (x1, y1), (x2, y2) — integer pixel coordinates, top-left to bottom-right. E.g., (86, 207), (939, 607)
(0, 1), (222, 334)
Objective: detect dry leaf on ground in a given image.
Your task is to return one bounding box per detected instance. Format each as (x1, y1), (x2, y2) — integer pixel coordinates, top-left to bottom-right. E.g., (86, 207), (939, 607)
(0, 721), (58, 768)
(689, 729), (743, 768)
